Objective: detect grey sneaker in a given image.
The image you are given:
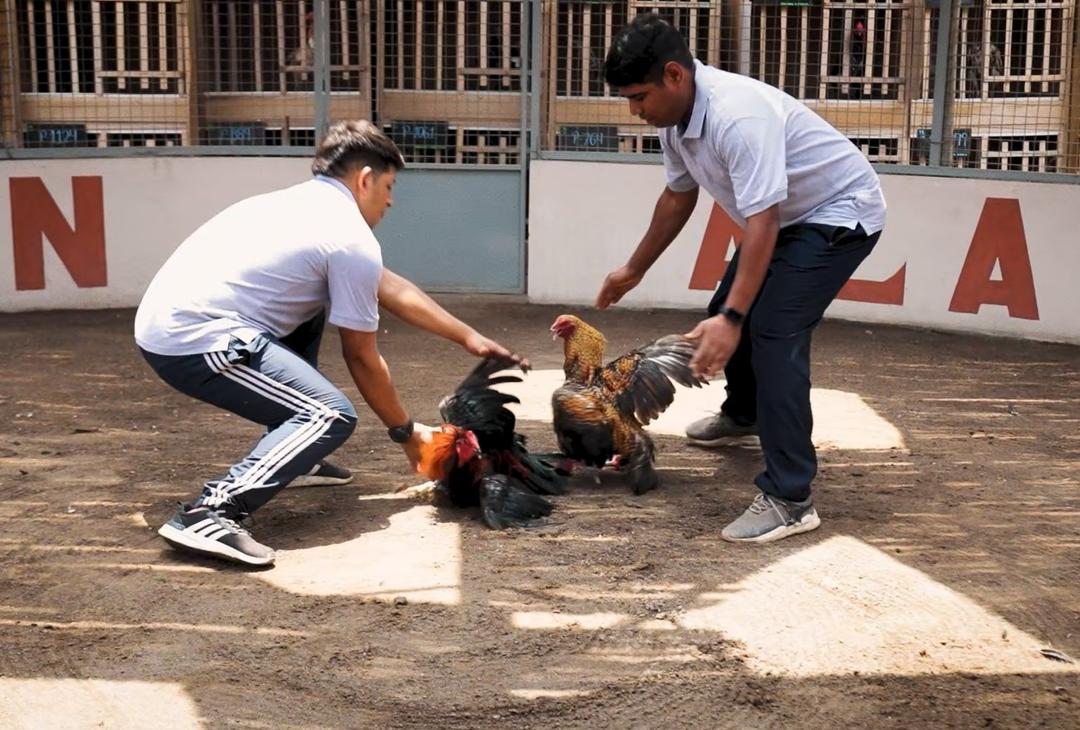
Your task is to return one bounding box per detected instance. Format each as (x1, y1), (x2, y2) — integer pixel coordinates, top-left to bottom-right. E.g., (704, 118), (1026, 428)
(685, 412), (758, 446)
(721, 492), (820, 544)
(289, 461), (353, 488)
(158, 504), (276, 566)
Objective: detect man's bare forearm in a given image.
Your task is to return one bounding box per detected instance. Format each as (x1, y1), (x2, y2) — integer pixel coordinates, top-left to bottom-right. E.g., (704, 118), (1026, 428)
(342, 349), (410, 428)
(378, 268), (475, 346)
(722, 207), (780, 313)
(626, 186), (699, 274)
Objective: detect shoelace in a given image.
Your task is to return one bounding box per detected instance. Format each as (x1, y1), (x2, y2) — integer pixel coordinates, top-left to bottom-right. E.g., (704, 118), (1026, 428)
(747, 492), (774, 514)
(213, 511), (250, 536)
(747, 493), (792, 524)
(203, 482), (234, 506)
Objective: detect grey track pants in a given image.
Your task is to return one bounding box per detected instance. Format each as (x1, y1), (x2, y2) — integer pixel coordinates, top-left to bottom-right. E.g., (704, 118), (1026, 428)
(139, 314), (357, 516)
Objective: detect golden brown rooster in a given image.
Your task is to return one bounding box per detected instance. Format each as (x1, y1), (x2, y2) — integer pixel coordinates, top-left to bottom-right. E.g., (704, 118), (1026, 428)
(417, 357), (567, 528)
(550, 314), (707, 494)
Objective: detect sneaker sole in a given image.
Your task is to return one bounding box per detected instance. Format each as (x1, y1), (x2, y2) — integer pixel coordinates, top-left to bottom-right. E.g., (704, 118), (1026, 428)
(687, 434), (760, 448)
(722, 510), (822, 544)
(287, 474), (354, 488)
(158, 523), (275, 566)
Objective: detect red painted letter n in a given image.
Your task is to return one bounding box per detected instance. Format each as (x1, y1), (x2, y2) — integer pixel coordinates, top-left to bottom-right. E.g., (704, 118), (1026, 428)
(10, 176), (108, 290)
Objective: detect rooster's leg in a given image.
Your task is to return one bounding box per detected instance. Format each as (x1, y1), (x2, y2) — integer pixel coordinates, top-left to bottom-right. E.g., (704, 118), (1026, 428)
(624, 433), (659, 495)
(573, 464), (602, 485)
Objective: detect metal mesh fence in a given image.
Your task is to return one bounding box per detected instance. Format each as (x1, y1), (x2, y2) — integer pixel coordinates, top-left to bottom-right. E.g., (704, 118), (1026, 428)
(544, 0), (1078, 174)
(545, 1), (729, 153)
(195, 1), (368, 147)
(9, 0), (192, 147)
(1, 0), (1077, 175)
(376, 0), (525, 164)
(921, 0), (1076, 172)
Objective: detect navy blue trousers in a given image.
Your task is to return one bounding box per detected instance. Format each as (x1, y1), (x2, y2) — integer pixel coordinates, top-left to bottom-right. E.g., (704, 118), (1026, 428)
(708, 223), (881, 502)
(140, 313), (357, 516)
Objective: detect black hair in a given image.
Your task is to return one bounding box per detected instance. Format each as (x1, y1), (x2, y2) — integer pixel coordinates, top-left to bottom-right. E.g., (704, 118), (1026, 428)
(311, 120), (405, 179)
(604, 13), (694, 87)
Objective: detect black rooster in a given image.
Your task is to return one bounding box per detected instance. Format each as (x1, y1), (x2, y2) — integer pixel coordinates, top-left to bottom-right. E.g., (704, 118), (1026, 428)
(417, 357), (566, 528)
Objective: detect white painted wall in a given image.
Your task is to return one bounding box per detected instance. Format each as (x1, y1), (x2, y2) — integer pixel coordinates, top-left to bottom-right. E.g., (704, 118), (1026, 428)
(2, 156), (1076, 344)
(0, 157), (309, 312)
(529, 160), (1080, 344)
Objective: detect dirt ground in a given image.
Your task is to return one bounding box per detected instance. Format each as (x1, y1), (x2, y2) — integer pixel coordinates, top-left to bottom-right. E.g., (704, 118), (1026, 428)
(0, 296), (1078, 729)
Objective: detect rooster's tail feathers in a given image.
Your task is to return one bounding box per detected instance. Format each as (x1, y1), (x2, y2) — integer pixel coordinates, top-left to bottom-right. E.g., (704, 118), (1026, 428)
(479, 474), (553, 529)
(511, 449), (571, 495)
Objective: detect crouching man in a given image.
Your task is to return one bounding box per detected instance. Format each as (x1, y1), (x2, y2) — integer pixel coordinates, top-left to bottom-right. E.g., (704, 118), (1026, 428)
(135, 121), (526, 566)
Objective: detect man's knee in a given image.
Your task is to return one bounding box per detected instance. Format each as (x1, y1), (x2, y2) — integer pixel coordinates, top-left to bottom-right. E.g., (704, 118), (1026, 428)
(747, 298), (818, 343)
(326, 398), (358, 441)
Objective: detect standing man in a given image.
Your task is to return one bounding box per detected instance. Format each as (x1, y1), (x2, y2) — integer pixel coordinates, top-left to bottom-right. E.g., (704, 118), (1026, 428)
(136, 120), (527, 566)
(596, 15), (886, 544)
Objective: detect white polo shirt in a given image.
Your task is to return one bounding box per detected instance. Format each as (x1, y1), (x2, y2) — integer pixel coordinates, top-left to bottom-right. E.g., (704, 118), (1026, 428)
(660, 61), (886, 233)
(135, 175), (383, 356)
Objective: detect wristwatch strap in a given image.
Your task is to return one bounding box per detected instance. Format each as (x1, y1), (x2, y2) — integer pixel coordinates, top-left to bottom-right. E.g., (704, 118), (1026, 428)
(717, 305), (746, 326)
(387, 419), (414, 444)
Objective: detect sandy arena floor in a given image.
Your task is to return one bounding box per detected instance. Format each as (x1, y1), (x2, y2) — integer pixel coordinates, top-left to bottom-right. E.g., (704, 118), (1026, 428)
(0, 296), (1077, 728)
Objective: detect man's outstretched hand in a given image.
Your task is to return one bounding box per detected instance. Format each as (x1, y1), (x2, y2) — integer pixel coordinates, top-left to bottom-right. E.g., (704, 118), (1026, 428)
(462, 330), (531, 371)
(595, 264), (644, 309)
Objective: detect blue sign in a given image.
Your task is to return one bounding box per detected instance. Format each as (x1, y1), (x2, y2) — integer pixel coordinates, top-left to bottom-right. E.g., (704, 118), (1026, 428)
(953, 128), (972, 159)
(391, 121), (450, 150)
(24, 124), (88, 148)
(558, 125), (618, 152)
(913, 128), (973, 160)
(205, 123), (267, 145)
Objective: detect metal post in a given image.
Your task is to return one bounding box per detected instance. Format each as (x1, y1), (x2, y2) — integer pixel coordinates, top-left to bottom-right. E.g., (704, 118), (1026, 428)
(3, 0), (24, 150)
(1065, 5), (1080, 173)
(313, 0), (331, 142)
(930, 0), (956, 166)
(517, 0), (534, 293)
(184, 0), (200, 147)
(530, 0), (541, 159)
(738, 0), (751, 77)
(520, 1), (530, 159)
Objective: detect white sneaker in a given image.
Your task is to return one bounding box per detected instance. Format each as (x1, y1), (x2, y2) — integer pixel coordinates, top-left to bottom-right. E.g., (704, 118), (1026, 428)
(158, 504), (275, 566)
(685, 412), (758, 447)
(721, 492), (820, 544)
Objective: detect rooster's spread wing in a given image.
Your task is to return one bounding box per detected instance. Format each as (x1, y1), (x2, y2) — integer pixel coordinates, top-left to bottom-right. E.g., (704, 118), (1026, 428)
(598, 335), (706, 425)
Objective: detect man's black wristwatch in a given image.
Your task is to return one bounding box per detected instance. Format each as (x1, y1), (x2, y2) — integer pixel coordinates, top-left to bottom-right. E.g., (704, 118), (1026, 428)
(716, 305), (746, 327)
(387, 419), (414, 444)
